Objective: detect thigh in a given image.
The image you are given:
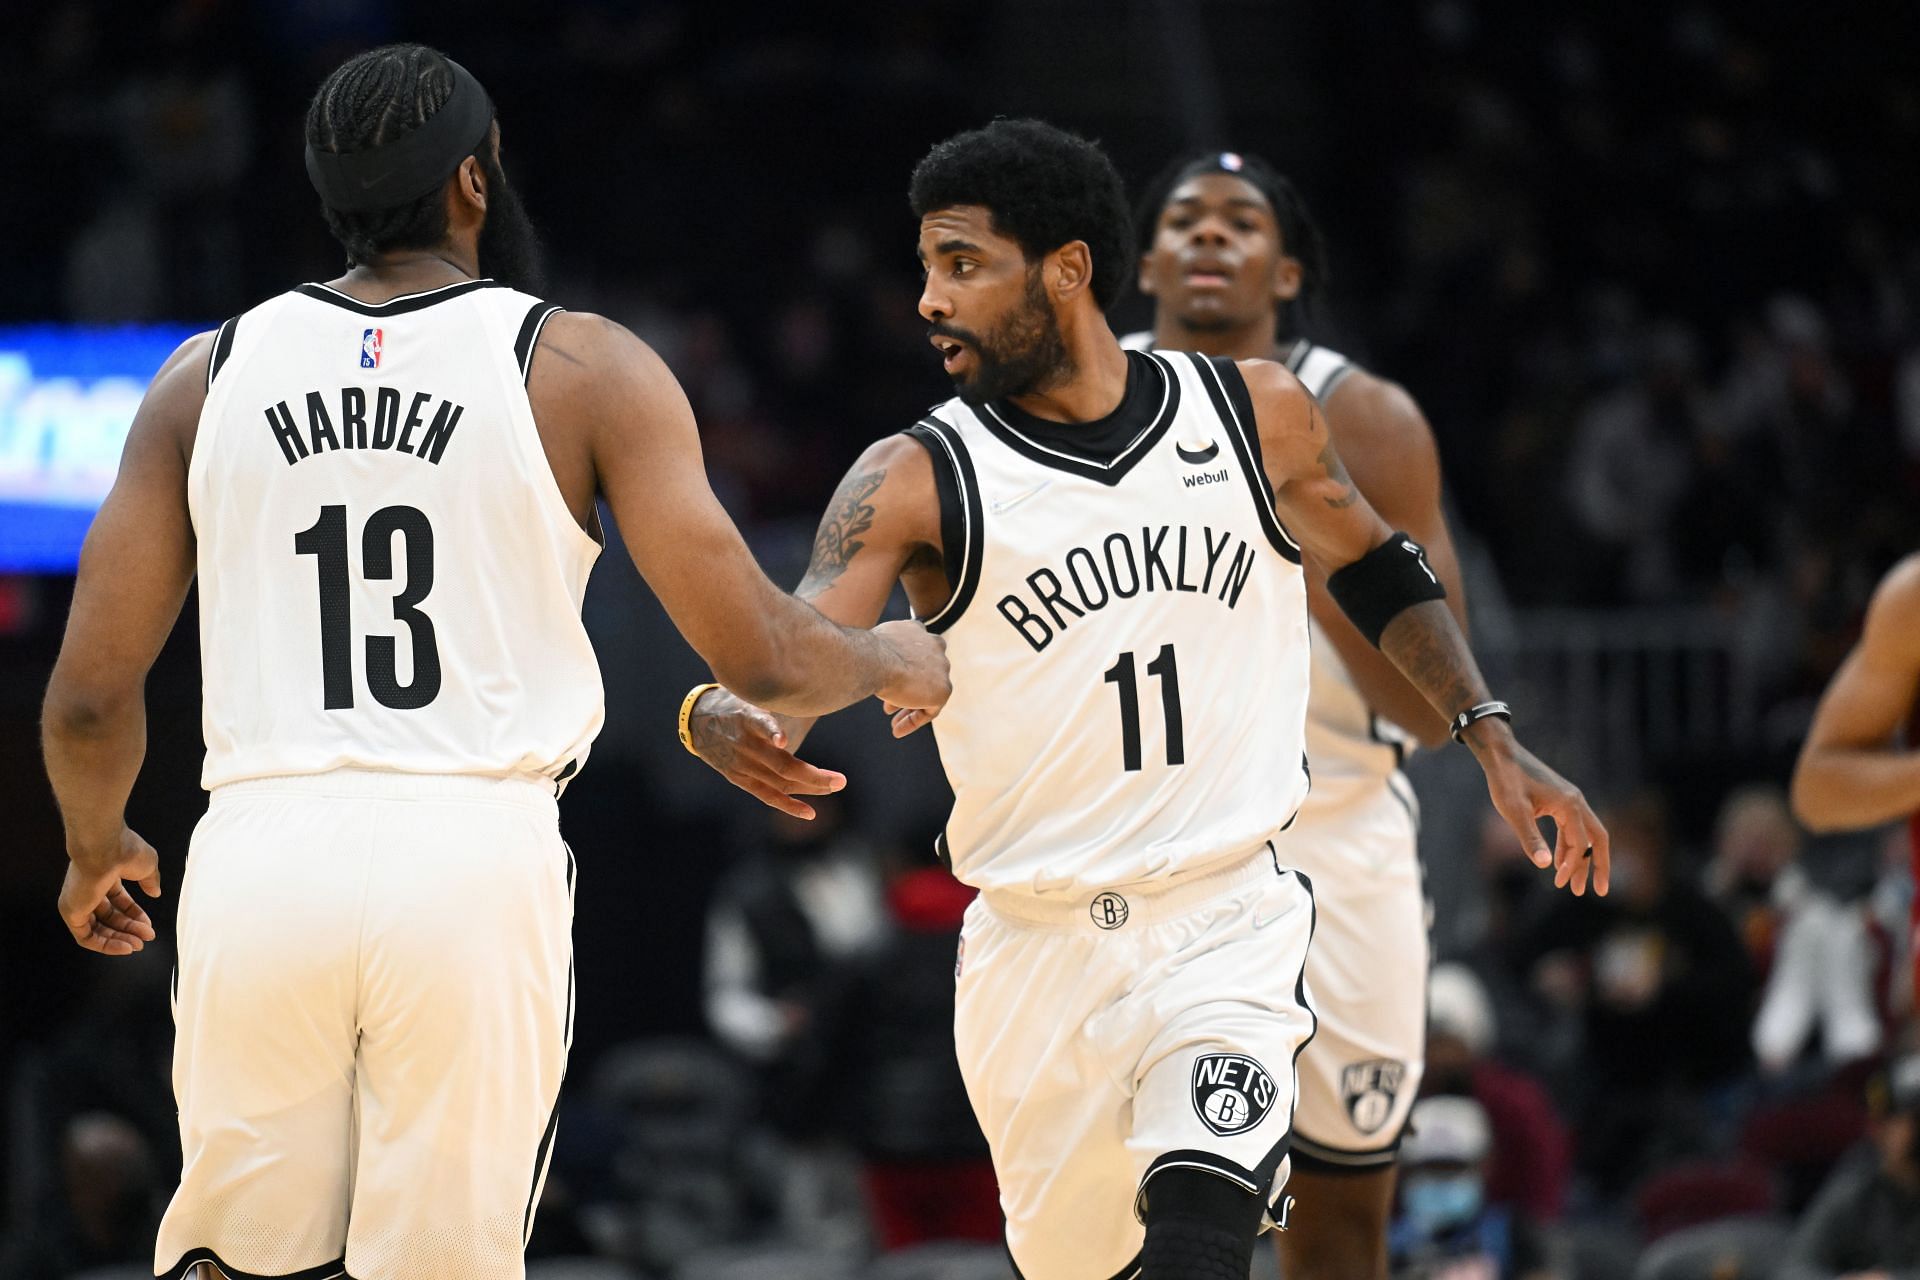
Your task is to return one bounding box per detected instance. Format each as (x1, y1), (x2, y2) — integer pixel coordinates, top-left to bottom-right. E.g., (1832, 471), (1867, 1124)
(954, 905), (1142, 1280)
(1286, 793), (1428, 1168)
(345, 803), (575, 1280)
(155, 794), (369, 1279)
(1123, 870), (1318, 1221)
(1272, 1163), (1398, 1280)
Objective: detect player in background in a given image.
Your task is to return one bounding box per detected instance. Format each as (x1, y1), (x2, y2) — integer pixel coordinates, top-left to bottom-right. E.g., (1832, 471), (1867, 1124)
(1792, 552), (1920, 1011)
(685, 119), (1606, 1280)
(1123, 150), (1467, 1280)
(39, 44), (946, 1280)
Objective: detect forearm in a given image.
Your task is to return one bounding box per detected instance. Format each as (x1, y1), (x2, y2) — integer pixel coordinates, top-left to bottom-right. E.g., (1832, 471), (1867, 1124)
(739, 595), (899, 716)
(1791, 747), (1920, 833)
(1376, 598), (1494, 726)
(42, 688), (147, 857)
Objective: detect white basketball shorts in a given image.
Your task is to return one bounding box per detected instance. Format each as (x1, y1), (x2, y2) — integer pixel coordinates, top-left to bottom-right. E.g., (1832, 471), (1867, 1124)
(953, 849), (1317, 1280)
(155, 770), (575, 1280)
(1275, 775), (1427, 1170)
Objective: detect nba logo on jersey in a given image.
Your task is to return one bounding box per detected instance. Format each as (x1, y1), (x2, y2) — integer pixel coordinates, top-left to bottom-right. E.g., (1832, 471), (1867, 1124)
(360, 328), (383, 369)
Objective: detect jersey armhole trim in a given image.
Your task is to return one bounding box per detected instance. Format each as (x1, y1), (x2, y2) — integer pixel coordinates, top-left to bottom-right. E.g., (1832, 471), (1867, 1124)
(514, 301), (566, 383)
(1188, 353), (1303, 564)
(903, 416), (983, 634)
(206, 315), (240, 391)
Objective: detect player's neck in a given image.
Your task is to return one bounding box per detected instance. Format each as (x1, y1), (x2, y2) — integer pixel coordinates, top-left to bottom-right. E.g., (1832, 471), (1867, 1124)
(1005, 324), (1131, 425)
(1149, 315), (1282, 364)
(328, 247), (481, 304)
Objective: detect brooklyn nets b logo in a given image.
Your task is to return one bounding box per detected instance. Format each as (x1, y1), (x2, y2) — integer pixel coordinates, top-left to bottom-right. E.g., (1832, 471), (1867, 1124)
(1089, 892), (1129, 930)
(1342, 1059), (1407, 1134)
(1191, 1053), (1277, 1137)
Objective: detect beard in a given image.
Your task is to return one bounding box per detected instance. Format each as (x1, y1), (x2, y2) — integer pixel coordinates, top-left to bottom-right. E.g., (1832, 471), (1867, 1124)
(934, 268), (1072, 406)
(477, 150), (547, 295)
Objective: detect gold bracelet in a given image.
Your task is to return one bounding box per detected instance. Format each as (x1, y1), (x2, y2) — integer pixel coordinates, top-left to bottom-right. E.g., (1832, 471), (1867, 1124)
(678, 682), (723, 757)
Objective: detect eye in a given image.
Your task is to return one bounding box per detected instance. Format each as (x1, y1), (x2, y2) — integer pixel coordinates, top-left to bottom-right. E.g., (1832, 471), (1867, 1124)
(1165, 217), (1194, 232)
(1234, 220), (1258, 233)
(953, 260), (976, 276)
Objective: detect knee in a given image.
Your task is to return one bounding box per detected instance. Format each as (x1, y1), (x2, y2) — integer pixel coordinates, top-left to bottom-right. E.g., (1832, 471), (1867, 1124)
(1139, 1168), (1264, 1280)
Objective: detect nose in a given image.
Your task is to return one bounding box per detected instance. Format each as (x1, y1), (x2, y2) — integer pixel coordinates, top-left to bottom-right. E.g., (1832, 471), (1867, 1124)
(919, 277), (950, 324)
(1186, 216), (1229, 248)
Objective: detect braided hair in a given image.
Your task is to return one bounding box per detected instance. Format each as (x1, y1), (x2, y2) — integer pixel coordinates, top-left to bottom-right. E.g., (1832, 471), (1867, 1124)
(305, 44), (474, 265)
(1135, 150), (1330, 326)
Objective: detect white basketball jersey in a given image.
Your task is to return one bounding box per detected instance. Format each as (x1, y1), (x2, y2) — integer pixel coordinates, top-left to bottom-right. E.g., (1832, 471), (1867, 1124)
(189, 279), (603, 790)
(1121, 332), (1413, 794)
(913, 349), (1311, 896)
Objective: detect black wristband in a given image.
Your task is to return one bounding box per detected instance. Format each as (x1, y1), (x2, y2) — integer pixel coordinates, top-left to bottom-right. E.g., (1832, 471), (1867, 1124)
(1326, 533), (1448, 647)
(1450, 701), (1512, 745)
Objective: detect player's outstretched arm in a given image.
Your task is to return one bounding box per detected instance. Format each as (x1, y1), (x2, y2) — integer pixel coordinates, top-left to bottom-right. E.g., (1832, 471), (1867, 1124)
(42, 332), (210, 953)
(688, 434), (948, 817)
(1240, 358), (1609, 895)
(1304, 372), (1468, 748)
(532, 313), (947, 718)
(1792, 554), (1920, 831)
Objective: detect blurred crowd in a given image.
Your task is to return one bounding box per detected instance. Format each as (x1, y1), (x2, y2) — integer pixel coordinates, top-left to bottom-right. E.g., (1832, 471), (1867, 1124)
(5, 0), (1920, 1278)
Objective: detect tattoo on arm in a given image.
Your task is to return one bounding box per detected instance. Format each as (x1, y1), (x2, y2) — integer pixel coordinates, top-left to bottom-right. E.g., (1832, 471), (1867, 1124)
(1379, 599), (1484, 720)
(798, 468), (885, 597)
(1312, 405), (1360, 509)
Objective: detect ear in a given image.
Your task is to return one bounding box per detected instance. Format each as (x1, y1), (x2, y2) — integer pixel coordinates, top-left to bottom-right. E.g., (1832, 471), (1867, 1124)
(1047, 240), (1094, 302)
(456, 153), (487, 217)
(1273, 254), (1304, 304)
(1137, 247), (1160, 299)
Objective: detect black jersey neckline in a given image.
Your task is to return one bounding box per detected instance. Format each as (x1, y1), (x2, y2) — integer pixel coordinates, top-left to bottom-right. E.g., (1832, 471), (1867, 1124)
(973, 349), (1182, 487)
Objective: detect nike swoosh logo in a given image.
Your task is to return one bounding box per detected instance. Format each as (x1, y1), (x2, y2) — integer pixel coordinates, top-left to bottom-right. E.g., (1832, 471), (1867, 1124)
(991, 479), (1051, 514)
(1176, 441), (1220, 465)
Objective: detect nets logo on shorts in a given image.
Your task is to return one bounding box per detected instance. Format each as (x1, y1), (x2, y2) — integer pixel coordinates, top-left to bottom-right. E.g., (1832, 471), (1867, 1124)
(1089, 892), (1129, 930)
(361, 328), (384, 369)
(1192, 1053), (1277, 1137)
(1342, 1059), (1407, 1135)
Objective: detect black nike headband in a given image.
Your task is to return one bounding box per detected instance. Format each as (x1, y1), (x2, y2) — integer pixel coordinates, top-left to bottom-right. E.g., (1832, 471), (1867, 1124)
(304, 58), (495, 214)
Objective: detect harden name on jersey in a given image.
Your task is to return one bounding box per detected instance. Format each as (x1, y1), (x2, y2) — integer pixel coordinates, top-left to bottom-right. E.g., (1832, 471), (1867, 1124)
(263, 385), (465, 467)
(995, 521), (1260, 653)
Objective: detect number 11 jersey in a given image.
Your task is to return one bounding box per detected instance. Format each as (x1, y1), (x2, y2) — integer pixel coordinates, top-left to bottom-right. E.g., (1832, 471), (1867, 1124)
(190, 279), (603, 791)
(914, 349), (1311, 896)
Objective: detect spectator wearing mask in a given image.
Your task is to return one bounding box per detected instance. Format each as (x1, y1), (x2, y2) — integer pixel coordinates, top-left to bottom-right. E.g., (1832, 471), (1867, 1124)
(1779, 1054), (1920, 1280)
(1424, 963), (1573, 1221)
(1389, 1095), (1557, 1280)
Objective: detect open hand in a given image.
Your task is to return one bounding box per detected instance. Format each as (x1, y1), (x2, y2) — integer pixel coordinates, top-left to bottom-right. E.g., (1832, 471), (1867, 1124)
(58, 825), (162, 954)
(1468, 728), (1610, 897)
(690, 689), (847, 819)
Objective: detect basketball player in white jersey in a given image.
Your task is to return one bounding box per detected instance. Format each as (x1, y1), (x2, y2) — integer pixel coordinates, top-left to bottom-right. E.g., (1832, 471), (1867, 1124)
(1121, 150), (1464, 1280)
(682, 120), (1607, 1280)
(38, 46), (947, 1280)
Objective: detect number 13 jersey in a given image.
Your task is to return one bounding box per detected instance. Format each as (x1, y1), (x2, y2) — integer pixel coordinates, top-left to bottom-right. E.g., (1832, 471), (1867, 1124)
(913, 349), (1311, 896)
(189, 279), (603, 791)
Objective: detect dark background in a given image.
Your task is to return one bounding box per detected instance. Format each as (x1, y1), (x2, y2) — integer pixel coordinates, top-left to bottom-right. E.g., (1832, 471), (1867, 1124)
(4, 1), (1920, 1276)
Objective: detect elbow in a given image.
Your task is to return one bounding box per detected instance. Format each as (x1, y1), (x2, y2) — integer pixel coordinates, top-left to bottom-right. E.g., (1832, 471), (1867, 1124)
(42, 679), (131, 741)
(709, 643), (802, 713)
(1787, 762), (1841, 834)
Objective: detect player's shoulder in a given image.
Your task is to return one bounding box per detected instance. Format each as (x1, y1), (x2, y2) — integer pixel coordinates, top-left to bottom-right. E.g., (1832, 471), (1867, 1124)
(1865, 553), (1920, 638)
(1317, 365), (1438, 461)
(531, 311), (680, 398)
(1230, 356), (1317, 437)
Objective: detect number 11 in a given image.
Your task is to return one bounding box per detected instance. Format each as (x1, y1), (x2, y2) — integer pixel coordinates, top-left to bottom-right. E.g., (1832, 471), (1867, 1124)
(1102, 643), (1185, 772)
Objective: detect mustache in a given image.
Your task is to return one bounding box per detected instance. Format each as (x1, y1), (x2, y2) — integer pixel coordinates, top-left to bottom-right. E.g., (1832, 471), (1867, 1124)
(927, 322), (984, 347)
